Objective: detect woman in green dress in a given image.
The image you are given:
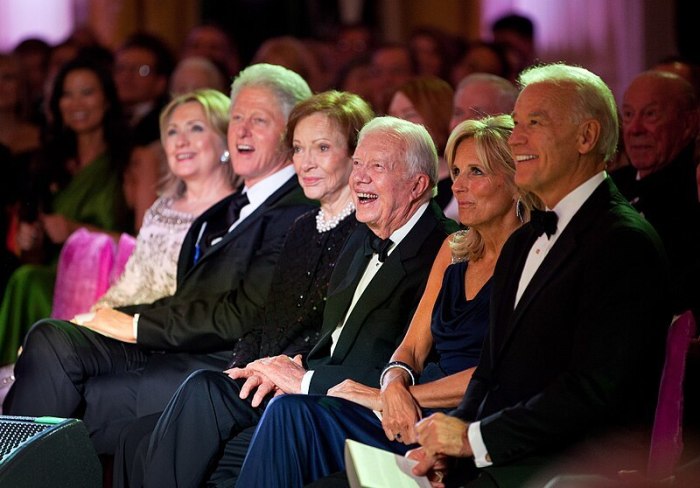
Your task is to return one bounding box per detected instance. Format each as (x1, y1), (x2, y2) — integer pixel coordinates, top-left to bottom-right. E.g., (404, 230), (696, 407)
(0, 56), (132, 365)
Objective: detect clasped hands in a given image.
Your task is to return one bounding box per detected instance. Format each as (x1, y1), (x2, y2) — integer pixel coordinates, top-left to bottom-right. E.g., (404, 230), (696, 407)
(408, 413), (473, 487)
(329, 378), (421, 444)
(330, 378), (474, 487)
(225, 354), (306, 407)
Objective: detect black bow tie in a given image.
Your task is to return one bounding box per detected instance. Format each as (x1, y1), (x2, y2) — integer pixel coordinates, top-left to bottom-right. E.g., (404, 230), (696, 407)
(530, 209), (558, 238)
(226, 192), (250, 226)
(365, 234), (393, 262)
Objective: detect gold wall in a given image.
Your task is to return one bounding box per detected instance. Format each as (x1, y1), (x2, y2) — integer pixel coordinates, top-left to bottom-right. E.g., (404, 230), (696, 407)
(87, 0), (199, 52)
(85, 0), (476, 54)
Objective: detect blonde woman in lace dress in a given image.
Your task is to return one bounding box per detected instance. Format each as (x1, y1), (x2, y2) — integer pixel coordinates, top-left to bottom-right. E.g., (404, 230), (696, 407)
(93, 89), (238, 310)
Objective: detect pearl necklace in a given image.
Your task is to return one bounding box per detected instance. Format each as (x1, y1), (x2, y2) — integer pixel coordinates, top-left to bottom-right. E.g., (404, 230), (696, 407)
(316, 201), (355, 233)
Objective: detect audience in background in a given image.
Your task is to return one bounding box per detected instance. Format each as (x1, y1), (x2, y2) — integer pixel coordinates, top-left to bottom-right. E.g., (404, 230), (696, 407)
(652, 55), (700, 180)
(491, 12), (537, 81)
(335, 56), (373, 106)
(0, 54), (43, 296)
(113, 32), (175, 147)
(612, 70), (700, 320)
(652, 55), (700, 98)
(367, 43), (416, 114)
(115, 33), (177, 228)
(386, 76), (455, 219)
(168, 56), (228, 96)
(12, 38), (51, 124)
(332, 22), (375, 78)
(0, 54), (41, 157)
(0, 56), (133, 366)
(408, 26), (461, 83)
(180, 23), (241, 79)
(251, 36), (325, 92)
(450, 40), (513, 88)
(450, 73), (519, 130)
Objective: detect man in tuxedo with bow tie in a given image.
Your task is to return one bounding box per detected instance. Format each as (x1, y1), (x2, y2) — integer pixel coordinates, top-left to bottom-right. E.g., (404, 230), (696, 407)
(409, 63), (673, 487)
(130, 116), (457, 487)
(3, 64), (315, 454)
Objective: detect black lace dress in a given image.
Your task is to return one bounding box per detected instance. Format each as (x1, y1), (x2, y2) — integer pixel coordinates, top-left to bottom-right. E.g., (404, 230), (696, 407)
(228, 208), (358, 367)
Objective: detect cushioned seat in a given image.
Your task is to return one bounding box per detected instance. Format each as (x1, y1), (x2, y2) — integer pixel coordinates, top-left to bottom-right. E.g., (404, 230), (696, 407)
(51, 229), (136, 320)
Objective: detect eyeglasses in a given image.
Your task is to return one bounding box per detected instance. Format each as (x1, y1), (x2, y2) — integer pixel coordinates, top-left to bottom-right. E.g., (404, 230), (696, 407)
(114, 64), (153, 77)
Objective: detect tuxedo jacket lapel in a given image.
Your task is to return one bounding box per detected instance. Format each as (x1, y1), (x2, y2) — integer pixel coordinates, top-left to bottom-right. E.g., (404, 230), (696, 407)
(313, 240), (371, 355)
(329, 253), (407, 362)
(179, 176), (300, 280)
(177, 194), (232, 282)
(495, 179), (612, 363)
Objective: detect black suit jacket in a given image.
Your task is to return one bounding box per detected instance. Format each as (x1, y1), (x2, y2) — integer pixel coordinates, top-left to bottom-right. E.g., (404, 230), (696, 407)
(453, 177), (672, 467)
(306, 201), (459, 394)
(118, 174), (315, 352)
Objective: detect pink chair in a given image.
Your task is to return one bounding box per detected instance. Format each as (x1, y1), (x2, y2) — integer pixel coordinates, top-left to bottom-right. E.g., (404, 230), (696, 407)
(111, 232), (137, 286)
(50, 229), (136, 320)
(544, 311), (698, 488)
(647, 310), (697, 480)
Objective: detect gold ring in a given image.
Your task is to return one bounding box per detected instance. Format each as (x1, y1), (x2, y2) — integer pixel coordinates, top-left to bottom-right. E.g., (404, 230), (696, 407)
(434, 470), (444, 483)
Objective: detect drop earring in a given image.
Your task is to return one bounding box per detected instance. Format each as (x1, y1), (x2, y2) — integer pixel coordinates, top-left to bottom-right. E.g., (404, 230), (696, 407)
(515, 197), (524, 223)
(220, 150), (230, 164)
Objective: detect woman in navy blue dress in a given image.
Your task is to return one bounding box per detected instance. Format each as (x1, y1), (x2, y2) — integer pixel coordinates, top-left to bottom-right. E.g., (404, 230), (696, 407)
(235, 114), (541, 487)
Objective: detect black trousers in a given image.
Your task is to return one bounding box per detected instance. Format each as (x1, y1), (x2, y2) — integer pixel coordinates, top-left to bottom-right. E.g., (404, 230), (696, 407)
(118, 370), (267, 488)
(3, 319), (228, 454)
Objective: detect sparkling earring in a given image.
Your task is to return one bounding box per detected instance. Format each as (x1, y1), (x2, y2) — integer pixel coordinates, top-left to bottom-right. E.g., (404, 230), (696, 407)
(515, 197), (524, 223)
(220, 150), (230, 164)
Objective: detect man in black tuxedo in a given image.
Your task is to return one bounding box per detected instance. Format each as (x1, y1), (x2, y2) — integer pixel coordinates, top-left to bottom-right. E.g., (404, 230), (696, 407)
(2, 64), (314, 454)
(409, 63), (673, 487)
(130, 116), (458, 487)
(612, 70), (700, 319)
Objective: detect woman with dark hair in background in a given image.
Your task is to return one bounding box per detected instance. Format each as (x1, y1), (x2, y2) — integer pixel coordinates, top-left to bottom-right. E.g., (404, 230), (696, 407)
(0, 56), (132, 365)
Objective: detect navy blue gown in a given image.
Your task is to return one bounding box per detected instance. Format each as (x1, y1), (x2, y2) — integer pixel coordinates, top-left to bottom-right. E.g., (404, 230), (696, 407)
(235, 260), (491, 488)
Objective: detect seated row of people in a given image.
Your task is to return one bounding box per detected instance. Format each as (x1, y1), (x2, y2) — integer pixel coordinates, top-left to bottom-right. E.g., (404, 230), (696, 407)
(1, 59), (696, 488)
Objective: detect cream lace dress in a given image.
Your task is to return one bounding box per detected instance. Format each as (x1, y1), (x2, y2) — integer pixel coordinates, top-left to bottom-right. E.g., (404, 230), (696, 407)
(95, 196), (196, 308)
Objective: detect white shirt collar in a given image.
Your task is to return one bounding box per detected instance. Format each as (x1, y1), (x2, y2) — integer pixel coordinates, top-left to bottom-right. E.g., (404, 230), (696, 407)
(243, 165), (296, 206)
(550, 171), (607, 238)
(385, 201), (429, 255)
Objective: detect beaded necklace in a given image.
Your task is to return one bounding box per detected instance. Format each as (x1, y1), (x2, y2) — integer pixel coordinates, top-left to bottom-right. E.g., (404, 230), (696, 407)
(315, 201), (355, 233)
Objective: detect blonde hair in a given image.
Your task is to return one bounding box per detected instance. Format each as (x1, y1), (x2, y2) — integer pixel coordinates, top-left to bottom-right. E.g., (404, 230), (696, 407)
(158, 88), (238, 196)
(445, 114), (540, 261)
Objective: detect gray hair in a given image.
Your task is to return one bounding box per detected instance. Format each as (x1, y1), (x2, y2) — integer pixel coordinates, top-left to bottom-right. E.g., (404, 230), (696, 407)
(517, 63), (619, 162)
(456, 73), (519, 114)
(169, 56), (228, 96)
(229, 63), (312, 120)
(357, 116), (438, 199)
